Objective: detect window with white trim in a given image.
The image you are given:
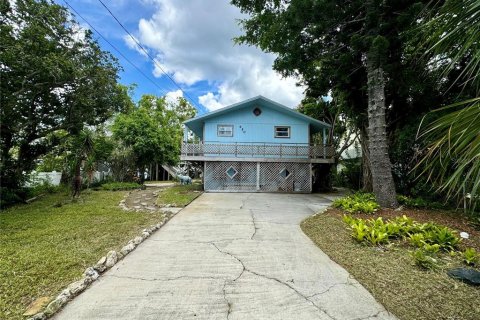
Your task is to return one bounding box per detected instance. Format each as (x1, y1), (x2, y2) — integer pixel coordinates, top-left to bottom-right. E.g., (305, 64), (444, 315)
(217, 125), (233, 137)
(274, 126), (290, 138)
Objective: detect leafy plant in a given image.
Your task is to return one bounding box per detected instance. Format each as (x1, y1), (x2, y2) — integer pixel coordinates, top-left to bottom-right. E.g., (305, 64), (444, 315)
(364, 228), (389, 246)
(408, 233), (425, 248)
(397, 195), (444, 210)
(410, 248), (439, 270)
(351, 219), (369, 243)
(422, 243), (440, 255)
(333, 193), (380, 214)
(463, 248), (479, 266)
(423, 226), (460, 251)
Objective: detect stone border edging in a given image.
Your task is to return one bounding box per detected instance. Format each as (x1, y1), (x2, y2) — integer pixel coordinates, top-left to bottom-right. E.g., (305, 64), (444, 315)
(28, 210), (179, 320)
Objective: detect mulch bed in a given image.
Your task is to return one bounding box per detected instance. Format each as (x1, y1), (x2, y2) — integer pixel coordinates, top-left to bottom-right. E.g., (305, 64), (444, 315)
(326, 207), (480, 252)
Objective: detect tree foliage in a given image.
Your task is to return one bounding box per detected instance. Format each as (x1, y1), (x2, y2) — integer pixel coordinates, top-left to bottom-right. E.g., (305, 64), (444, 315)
(0, 0), (127, 195)
(413, 0), (480, 211)
(112, 95), (196, 182)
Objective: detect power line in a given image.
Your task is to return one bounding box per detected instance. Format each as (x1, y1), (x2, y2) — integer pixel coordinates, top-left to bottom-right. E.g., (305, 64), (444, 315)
(97, 0), (201, 110)
(63, 0), (170, 97)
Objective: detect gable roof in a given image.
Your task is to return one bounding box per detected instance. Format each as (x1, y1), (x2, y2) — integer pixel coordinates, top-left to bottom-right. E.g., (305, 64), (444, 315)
(185, 95), (331, 139)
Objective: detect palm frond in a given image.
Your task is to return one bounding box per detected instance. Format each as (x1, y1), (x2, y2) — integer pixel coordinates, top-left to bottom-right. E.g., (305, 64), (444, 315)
(416, 98), (480, 207)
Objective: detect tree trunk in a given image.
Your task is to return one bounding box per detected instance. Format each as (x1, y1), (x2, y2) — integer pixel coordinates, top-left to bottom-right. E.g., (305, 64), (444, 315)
(359, 127), (373, 192)
(72, 160), (82, 198)
(366, 61), (398, 207)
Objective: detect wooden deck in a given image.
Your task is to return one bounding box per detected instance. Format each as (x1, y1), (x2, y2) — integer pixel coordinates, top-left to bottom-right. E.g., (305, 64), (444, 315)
(181, 142), (335, 163)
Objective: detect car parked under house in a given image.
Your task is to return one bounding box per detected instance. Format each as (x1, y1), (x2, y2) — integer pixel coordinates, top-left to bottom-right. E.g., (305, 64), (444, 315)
(181, 96), (334, 192)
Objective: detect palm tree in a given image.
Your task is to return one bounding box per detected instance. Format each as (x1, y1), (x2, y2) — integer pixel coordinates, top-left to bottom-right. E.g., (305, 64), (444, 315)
(417, 0), (480, 211)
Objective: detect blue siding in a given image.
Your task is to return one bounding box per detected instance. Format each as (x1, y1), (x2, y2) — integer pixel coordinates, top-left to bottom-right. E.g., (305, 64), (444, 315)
(203, 105), (309, 144)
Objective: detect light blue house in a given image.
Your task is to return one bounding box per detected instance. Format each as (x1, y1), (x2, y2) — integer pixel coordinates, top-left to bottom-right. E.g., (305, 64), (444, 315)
(181, 96), (334, 192)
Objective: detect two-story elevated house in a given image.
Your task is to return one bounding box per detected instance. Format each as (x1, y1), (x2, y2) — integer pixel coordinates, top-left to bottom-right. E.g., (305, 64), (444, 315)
(181, 96), (334, 193)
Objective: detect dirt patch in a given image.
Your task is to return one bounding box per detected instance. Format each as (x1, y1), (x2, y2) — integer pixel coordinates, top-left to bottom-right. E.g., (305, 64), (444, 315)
(123, 188), (164, 212)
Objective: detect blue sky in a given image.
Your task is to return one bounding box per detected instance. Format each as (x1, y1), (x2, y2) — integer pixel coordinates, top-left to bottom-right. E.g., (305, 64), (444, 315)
(57, 0), (305, 114)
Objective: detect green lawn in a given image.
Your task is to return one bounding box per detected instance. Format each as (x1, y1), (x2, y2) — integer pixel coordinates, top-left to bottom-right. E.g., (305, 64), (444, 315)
(0, 190), (164, 320)
(156, 183), (203, 207)
(301, 209), (480, 320)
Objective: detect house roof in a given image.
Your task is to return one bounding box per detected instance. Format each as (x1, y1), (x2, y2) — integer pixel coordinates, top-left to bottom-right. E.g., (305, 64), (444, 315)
(185, 95), (331, 139)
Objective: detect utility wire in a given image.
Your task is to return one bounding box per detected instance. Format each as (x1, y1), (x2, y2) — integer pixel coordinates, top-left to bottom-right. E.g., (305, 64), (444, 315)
(63, 0), (170, 97)
(97, 0), (201, 110)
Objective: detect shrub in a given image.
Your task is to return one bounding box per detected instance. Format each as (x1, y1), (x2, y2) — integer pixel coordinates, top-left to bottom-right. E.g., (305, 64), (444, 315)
(343, 214), (461, 252)
(463, 248), (479, 266)
(333, 193), (380, 214)
(397, 195), (443, 210)
(100, 182), (142, 191)
(423, 226), (460, 251)
(365, 228), (389, 246)
(408, 233), (425, 247)
(411, 248), (439, 270)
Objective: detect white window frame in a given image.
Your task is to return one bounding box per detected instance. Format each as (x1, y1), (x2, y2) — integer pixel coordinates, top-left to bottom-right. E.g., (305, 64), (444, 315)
(217, 124), (233, 137)
(274, 126), (291, 138)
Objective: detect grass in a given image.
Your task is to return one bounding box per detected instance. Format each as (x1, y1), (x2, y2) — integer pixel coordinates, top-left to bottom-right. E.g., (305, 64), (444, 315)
(100, 182), (142, 191)
(0, 190), (165, 320)
(301, 209), (480, 320)
(156, 183), (203, 207)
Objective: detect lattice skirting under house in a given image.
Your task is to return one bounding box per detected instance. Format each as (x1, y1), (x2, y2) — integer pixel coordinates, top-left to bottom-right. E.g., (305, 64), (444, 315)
(203, 161), (312, 193)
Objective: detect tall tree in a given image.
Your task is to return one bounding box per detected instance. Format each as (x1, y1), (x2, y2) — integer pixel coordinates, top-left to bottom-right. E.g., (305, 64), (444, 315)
(232, 0), (424, 207)
(0, 0), (126, 196)
(112, 95), (196, 183)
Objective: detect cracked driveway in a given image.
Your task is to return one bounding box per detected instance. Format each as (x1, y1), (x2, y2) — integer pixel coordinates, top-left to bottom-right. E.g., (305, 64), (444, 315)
(54, 193), (396, 320)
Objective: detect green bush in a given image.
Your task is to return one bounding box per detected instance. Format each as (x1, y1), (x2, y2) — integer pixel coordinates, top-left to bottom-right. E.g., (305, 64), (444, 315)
(100, 182), (142, 191)
(0, 188), (24, 209)
(333, 158), (362, 190)
(333, 193), (380, 214)
(463, 248), (479, 266)
(410, 248), (439, 270)
(397, 195), (444, 210)
(408, 233), (425, 247)
(343, 214), (464, 271)
(343, 214), (460, 250)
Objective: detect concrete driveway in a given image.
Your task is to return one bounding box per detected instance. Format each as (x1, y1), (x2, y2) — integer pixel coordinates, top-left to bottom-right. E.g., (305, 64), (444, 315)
(54, 193), (396, 320)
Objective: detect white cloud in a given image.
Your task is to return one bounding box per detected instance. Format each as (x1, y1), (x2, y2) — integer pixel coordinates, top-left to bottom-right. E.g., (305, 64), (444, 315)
(198, 92), (223, 111)
(165, 89), (183, 104)
(129, 0), (305, 111)
(123, 35), (148, 57)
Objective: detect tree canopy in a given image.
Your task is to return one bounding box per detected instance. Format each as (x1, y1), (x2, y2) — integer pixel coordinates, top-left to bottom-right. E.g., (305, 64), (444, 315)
(0, 0), (129, 194)
(111, 95), (196, 182)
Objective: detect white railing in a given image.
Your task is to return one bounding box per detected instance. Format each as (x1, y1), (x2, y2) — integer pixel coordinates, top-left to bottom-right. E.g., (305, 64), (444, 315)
(181, 142), (334, 159)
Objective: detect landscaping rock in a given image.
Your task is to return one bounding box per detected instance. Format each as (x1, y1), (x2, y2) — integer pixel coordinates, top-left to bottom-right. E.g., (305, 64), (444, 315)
(105, 250), (118, 268)
(133, 236), (143, 245)
(68, 279), (88, 295)
(447, 268), (480, 286)
(28, 312), (46, 320)
(58, 288), (72, 299)
(94, 256), (107, 272)
(43, 294), (69, 316)
(120, 242), (135, 255)
(141, 231), (150, 239)
(23, 297), (51, 316)
(83, 267), (99, 281)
